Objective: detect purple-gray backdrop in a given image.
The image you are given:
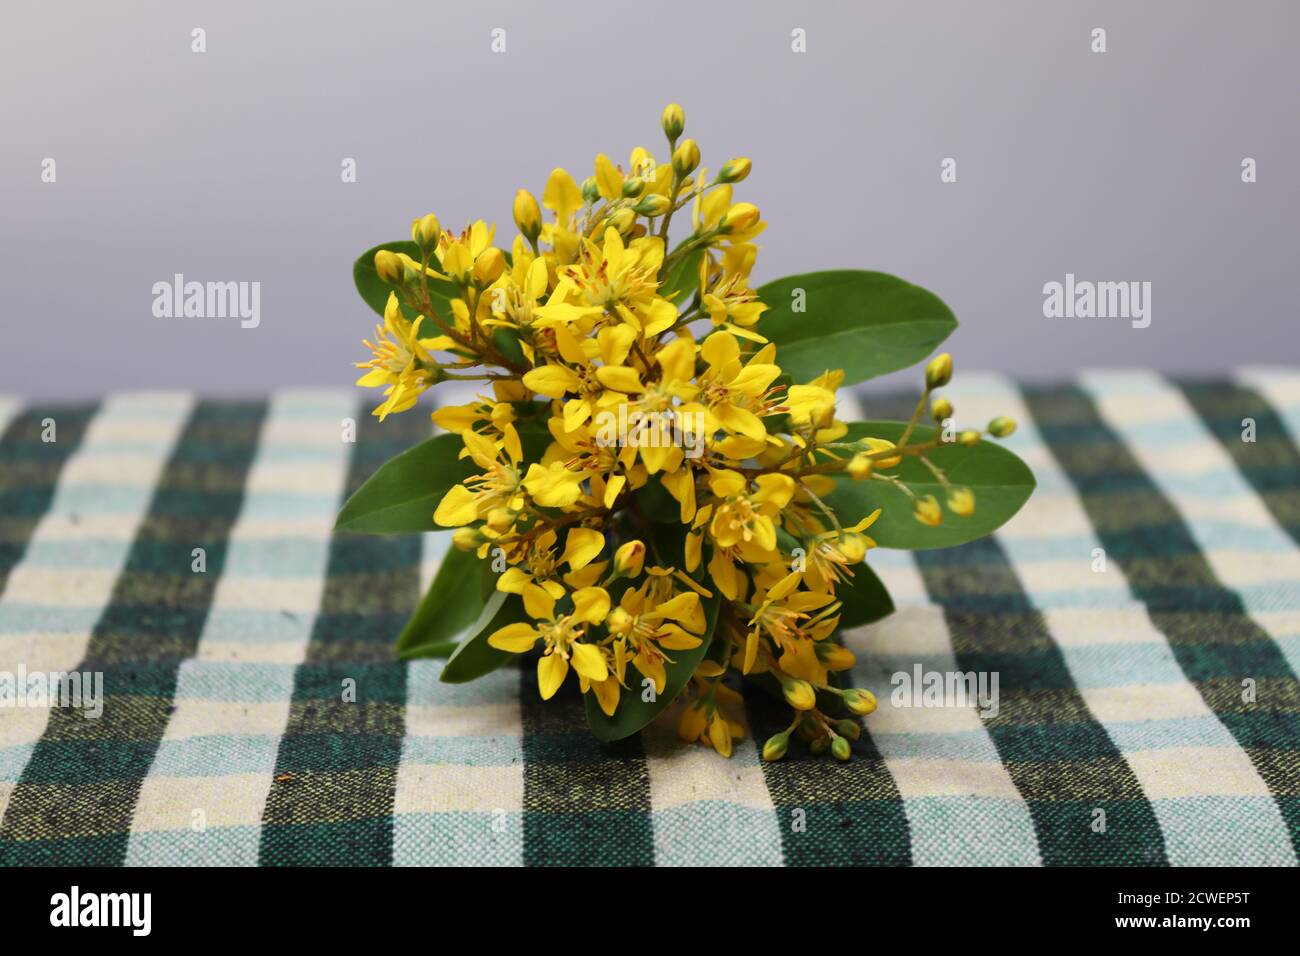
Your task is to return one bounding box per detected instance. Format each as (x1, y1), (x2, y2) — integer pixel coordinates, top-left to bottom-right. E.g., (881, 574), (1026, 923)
(2, 0), (1296, 398)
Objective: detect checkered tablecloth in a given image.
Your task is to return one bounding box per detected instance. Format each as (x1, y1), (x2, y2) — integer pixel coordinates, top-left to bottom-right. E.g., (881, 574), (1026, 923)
(1, 370), (1298, 866)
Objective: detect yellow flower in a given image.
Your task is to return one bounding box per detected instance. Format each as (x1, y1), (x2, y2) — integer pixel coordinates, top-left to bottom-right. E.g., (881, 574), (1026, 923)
(701, 269), (769, 339)
(487, 585), (611, 699)
(707, 470), (794, 553)
(496, 527), (606, 616)
(605, 583), (703, 694)
(437, 220), (498, 284)
(354, 293), (448, 420)
(521, 459), (588, 509)
(347, 104), (1024, 760)
(801, 510), (881, 591)
(948, 487), (975, 516)
(433, 429), (525, 527)
(688, 332), (782, 441)
(539, 227), (678, 337)
(914, 494), (942, 526)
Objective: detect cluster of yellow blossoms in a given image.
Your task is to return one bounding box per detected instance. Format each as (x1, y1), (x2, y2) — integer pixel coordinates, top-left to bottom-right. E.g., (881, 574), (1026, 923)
(354, 104), (1014, 760)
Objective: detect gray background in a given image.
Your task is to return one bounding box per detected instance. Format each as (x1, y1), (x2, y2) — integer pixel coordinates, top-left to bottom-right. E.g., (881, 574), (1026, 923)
(2, 0), (1296, 400)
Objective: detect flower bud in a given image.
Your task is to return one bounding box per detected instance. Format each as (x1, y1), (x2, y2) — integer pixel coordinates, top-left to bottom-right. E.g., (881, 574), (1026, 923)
(485, 506), (516, 532)
(672, 139), (700, 178)
(862, 437), (901, 468)
(844, 689), (877, 716)
(947, 487), (975, 517)
(707, 712), (733, 757)
(634, 194), (671, 217)
(613, 539), (645, 578)
(809, 735), (830, 756)
(931, 397), (953, 422)
(781, 677), (817, 711)
(717, 157), (752, 184)
(720, 202), (760, 233)
(834, 719), (862, 741)
(628, 196), (668, 221)
(374, 249), (407, 286)
(411, 213), (441, 253)
(988, 416), (1018, 438)
(620, 178), (644, 198)
(762, 732), (790, 762)
(677, 701), (708, 742)
(838, 533), (868, 564)
(958, 429), (981, 447)
(914, 494), (942, 527)
(451, 527), (482, 551)
(512, 189), (541, 243)
(818, 643), (856, 671)
(847, 453), (874, 479)
(831, 735), (852, 762)
(607, 207), (636, 235)
(661, 102), (685, 141)
(581, 176), (601, 204)
(472, 247), (506, 285)
(797, 715), (820, 742)
(925, 352), (953, 389)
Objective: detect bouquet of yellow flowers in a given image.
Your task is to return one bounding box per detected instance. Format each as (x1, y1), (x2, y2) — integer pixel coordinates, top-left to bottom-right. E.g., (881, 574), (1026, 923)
(338, 104), (1033, 761)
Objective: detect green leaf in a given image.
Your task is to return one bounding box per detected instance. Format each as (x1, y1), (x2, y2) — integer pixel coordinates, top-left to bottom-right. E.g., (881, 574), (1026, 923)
(439, 590), (526, 683)
(661, 247), (705, 305)
(585, 594), (720, 742)
(395, 547), (486, 659)
(492, 327), (527, 367)
(755, 270), (957, 385)
(825, 421), (1035, 550)
(353, 240), (460, 318)
(835, 561), (894, 629)
(335, 433), (474, 534)
(635, 474), (681, 524)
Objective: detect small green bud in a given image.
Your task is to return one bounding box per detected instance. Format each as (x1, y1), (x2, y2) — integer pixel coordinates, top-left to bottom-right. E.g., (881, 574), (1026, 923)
(781, 677), (816, 711)
(634, 194), (672, 217)
(988, 416), (1018, 438)
(844, 689), (877, 716)
(672, 139), (700, 178)
(621, 178), (644, 198)
(958, 429), (981, 447)
(931, 397), (953, 422)
(411, 213), (441, 253)
(512, 191), (541, 243)
(834, 719), (862, 741)
(606, 207), (636, 235)
(717, 157), (752, 183)
(809, 736), (830, 756)
(661, 103), (685, 141)
(831, 736), (852, 762)
(762, 732), (790, 762)
(797, 715), (820, 741)
(581, 176), (600, 204)
(925, 352), (953, 389)
(373, 249), (407, 286)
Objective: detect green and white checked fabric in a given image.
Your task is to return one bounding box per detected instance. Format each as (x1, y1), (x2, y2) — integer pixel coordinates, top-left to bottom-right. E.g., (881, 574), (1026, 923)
(1, 371), (1298, 866)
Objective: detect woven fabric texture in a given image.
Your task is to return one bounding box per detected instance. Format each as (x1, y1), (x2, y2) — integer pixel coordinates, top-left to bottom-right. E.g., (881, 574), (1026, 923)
(1, 370), (1298, 866)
